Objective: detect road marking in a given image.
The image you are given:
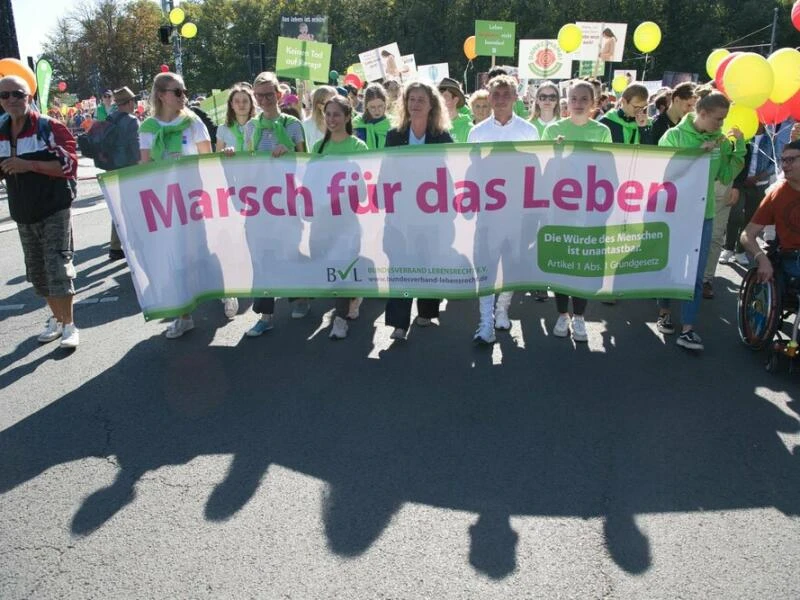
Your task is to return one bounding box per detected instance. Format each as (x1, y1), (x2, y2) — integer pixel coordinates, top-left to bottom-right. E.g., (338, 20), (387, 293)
(75, 296), (119, 306)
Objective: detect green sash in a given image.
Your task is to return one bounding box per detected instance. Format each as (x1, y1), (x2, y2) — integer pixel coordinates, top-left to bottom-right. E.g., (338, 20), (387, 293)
(353, 115), (391, 150)
(249, 114), (297, 152)
(604, 109), (647, 145)
(139, 116), (193, 161)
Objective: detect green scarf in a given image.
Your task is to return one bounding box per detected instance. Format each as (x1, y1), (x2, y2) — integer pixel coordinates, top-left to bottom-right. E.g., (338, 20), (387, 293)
(229, 122), (246, 152)
(604, 109), (647, 145)
(139, 116), (193, 161)
(353, 115), (391, 150)
(450, 113), (473, 143)
(249, 113), (296, 152)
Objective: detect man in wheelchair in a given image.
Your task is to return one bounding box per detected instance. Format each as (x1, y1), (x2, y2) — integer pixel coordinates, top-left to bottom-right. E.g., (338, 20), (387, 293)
(738, 141), (800, 356)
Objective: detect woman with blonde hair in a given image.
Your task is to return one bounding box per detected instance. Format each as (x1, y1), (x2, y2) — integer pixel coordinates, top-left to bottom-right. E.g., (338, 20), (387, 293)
(530, 81), (560, 138)
(302, 85), (337, 151)
(138, 71), (217, 338)
(469, 89), (491, 124)
(383, 81), (453, 340)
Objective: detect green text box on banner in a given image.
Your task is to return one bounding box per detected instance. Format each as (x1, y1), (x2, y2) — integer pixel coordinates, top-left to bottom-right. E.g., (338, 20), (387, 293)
(475, 20), (516, 57)
(276, 37), (332, 83)
(98, 142), (709, 320)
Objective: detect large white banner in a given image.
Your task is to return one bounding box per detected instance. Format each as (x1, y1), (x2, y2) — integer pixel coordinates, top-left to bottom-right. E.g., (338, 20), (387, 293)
(99, 143), (710, 320)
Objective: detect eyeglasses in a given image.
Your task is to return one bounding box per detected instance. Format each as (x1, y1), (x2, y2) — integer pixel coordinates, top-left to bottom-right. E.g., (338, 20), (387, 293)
(162, 88), (186, 98)
(0, 90), (27, 100)
(254, 91), (277, 100)
(102, 93), (112, 98)
(781, 156), (800, 167)
(538, 94), (558, 101)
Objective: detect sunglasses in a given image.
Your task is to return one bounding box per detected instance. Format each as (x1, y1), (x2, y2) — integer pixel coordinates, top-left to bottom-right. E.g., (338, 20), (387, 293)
(0, 90), (27, 100)
(781, 156), (799, 167)
(103, 93), (112, 98)
(162, 88), (186, 98)
(538, 94), (558, 101)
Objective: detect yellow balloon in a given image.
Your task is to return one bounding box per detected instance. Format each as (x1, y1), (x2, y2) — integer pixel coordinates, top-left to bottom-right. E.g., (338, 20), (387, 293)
(768, 48), (800, 104)
(633, 21), (661, 54)
(723, 52), (773, 109)
(722, 103), (759, 140)
(612, 75), (628, 93)
(463, 36), (477, 61)
(169, 7), (185, 25)
(181, 22), (197, 39)
(705, 49), (730, 79)
(557, 24), (583, 54)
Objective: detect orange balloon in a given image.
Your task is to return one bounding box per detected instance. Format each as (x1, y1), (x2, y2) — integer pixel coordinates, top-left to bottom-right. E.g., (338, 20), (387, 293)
(463, 36), (477, 61)
(0, 57), (37, 95)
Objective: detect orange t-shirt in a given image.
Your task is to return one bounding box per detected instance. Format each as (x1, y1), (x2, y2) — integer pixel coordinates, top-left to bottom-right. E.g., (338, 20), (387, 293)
(751, 180), (800, 250)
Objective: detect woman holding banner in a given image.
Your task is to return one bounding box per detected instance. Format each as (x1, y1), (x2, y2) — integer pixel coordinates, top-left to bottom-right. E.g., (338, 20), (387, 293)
(303, 85), (337, 151)
(352, 83), (391, 150)
(542, 81), (612, 343)
(138, 71), (215, 339)
(656, 88), (745, 352)
(312, 96), (369, 340)
(216, 83), (256, 153)
(383, 82), (453, 341)
(530, 81), (561, 138)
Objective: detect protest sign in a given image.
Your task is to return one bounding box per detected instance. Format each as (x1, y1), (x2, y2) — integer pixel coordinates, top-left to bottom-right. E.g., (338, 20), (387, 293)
(280, 15), (328, 43)
(475, 20), (516, 57)
(613, 69), (638, 84)
(359, 43), (403, 82)
(518, 40), (572, 80)
(198, 89), (230, 127)
(276, 37), (332, 83)
(416, 63), (449, 85)
(578, 60), (605, 78)
(575, 22), (628, 63)
(99, 142), (711, 320)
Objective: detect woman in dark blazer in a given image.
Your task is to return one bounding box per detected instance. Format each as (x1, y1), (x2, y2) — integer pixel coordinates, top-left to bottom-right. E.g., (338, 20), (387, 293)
(384, 81), (453, 340)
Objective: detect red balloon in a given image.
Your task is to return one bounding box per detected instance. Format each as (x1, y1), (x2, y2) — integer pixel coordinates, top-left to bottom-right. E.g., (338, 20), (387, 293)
(57, 81), (67, 92)
(787, 87), (800, 120)
(756, 99), (792, 126)
(714, 52), (741, 95)
(343, 73), (363, 89)
(793, 1), (800, 32)
(160, 64), (169, 73)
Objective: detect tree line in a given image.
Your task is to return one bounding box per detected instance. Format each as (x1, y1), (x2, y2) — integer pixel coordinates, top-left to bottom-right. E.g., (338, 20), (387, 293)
(39, 0), (797, 100)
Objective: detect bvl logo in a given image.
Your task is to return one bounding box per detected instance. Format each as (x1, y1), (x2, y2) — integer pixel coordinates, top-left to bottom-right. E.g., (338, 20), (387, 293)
(326, 257), (362, 282)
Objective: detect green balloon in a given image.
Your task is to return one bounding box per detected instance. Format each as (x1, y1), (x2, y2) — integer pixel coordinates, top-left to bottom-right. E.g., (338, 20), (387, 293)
(329, 70), (339, 81)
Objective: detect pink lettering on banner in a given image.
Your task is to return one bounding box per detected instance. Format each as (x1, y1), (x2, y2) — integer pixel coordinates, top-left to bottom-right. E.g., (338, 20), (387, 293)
(553, 179), (581, 211)
(485, 179), (506, 211)
(263, 186), (285, 216)
(189, 189), (213, 221)
(618, 181), (645, 212)
(522, 167), (549, 209)
(239, 186), (259, 217)
(141, 183), (188, 232)
(647, 182), (677, 212)
(586, 166), (613, 212)
(216, 187), (234, 217)
(453, 180), (480, 213)
(416, 167), (449, 213)
(286, 174), (313, 217)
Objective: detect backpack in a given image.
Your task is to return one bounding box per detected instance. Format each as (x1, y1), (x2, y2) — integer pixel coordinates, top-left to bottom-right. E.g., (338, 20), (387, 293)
(189, 106), (217, 147)
(77, 113), (120, 170)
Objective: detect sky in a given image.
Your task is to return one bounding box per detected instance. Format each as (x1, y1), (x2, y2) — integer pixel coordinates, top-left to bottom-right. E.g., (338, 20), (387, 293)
(11, 0), (163, 61)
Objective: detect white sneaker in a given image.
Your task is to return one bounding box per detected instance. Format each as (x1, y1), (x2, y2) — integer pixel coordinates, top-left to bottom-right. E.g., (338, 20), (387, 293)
(473, 321), (496, 344)
(222, 297), (238, 319)
(37, 316), (63, 343)
(734, 252), (750, 266)
(329, 316), (349, 339)
(347, 298), (363, 320)
(415, 316), (432, 327)
(718, 249), (734, 264)
(571, 317), (588, 342)
(165, 316), (194, 339)
(553, 314), (570, 338)
(494, 308), (511, 330)
(60, 323), (80, 349)
(390, 327), (407, 340)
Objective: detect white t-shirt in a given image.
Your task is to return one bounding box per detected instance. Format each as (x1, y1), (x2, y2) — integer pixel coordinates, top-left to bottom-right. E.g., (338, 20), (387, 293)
(139, 114), (210, 159)
(303, 117), (325, 151)
(217, 122), (247, 149)
(467, 113), (540, 143)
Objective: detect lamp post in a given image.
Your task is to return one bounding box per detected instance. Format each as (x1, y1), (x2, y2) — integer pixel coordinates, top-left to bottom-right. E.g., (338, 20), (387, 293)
(161, 1), (198, 76)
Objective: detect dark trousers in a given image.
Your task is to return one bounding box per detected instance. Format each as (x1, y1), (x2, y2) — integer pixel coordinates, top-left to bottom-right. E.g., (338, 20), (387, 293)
(385, 298), (441, 330)
(555, 294), (587, 316)
(725, 186), (766, 253)
(253, 297), (300, 314)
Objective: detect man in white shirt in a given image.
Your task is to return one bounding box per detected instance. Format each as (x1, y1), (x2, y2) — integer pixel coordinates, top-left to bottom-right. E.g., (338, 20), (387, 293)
(467, 75), (540, 344)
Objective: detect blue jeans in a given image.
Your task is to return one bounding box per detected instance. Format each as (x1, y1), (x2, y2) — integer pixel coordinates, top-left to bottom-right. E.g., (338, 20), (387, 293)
(658, 218), (713, 327)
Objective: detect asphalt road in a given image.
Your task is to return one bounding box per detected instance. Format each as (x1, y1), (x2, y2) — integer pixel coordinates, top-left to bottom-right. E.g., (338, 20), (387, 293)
(1, 166), (800, 598)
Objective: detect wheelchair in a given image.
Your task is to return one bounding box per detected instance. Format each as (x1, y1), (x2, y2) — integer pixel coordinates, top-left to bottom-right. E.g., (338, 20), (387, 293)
(737, 240), (800, 372)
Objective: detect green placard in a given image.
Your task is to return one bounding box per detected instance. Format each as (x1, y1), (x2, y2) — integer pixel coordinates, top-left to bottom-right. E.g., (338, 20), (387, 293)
(198, 89), (230, 127)
(475, 20), (516, 57)
(578, 60), (605, 78)
(276, 36), (332, 83)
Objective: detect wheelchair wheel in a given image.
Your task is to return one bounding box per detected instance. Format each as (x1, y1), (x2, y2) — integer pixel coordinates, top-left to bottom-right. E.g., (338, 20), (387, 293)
(737, 268), (780, 350)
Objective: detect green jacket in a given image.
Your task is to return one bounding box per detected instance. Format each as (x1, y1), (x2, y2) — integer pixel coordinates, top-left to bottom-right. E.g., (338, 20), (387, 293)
(450, 112), (473, 143)
(658, 112), (746, 219)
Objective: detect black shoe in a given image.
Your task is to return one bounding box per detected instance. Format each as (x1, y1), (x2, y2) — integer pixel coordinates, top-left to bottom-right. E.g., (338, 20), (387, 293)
(656, 313), (675, 335)
(676, 329), (704, 351)
(108, 249), (125, 261)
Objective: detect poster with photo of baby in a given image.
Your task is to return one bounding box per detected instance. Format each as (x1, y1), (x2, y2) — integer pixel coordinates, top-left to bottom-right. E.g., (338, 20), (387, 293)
(358, 43), (404, 82)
